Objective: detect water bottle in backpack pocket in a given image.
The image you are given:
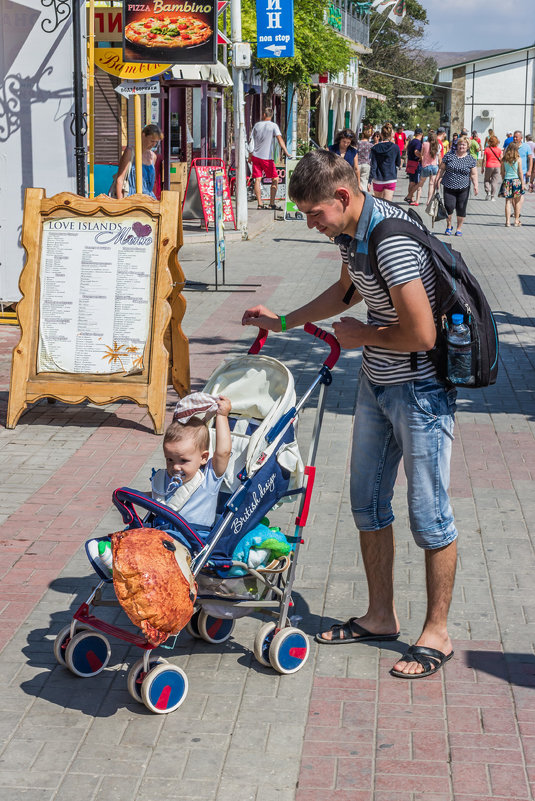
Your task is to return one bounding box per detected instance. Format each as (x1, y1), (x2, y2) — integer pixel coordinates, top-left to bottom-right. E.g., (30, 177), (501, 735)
(445, 314), (475, 386)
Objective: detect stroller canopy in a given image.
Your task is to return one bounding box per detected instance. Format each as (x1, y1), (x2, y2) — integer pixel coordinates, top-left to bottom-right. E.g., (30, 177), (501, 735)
(203, 354), (303, 492)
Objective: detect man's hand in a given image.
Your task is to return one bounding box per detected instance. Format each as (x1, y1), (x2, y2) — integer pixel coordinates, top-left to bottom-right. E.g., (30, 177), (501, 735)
(332, 317), (370, 349)
(242, 304), (282, 332)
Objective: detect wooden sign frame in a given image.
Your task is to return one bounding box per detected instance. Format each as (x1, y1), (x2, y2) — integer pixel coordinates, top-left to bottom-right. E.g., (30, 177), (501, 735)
(7, 189), (189, 434)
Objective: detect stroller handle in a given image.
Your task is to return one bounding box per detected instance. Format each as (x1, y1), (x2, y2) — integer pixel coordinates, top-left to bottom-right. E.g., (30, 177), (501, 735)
(304, 322), (341, 369)
(248, 324), (340, 368)
(248, 328), (269, 354)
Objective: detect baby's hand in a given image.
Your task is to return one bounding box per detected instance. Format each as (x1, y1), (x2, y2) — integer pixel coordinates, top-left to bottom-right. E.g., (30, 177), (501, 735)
(217, 396), (231, 417)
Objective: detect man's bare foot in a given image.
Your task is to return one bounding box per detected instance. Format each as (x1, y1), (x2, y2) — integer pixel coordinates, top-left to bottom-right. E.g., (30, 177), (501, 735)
(316, 614), (400, 644)
(391, 631), (452, 676)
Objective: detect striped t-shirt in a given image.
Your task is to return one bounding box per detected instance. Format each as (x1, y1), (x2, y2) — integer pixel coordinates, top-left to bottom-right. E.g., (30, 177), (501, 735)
(336, 195), (437, 385)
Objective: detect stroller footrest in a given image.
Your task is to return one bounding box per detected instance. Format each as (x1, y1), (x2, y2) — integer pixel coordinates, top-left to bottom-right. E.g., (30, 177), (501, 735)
(74, 606), (153, 650)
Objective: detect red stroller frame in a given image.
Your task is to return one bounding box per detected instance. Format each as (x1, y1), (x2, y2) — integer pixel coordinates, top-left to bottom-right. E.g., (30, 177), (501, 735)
(54, 324), (340, 714)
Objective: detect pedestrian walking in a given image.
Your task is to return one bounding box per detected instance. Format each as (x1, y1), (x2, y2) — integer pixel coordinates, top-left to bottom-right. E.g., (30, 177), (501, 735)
(501, 143), (525, 227)
(483, 128), (495, 150)
(527, 135), (535, 191)
(404, 127), (424, 205)
(450, 133), (459, 153)
(394, 124), (407, 165)
(503, 131), (514, 150)
(369, 123), (400, 201)
(248, 107), (290, 211)
(242, 149), (458, 680)
(469, 130), (482, 163)
(357, 124), (373, 192)
(437, 127), (449, 156)
(371, 130), (381, 144)
(329, 128), (360, 185)
(481, 135), (502, 201)
(512, 130), (534, 184)
(435, 135), (478, 236)
(414, 131), (441, 205)
(114, 123), (163, 199)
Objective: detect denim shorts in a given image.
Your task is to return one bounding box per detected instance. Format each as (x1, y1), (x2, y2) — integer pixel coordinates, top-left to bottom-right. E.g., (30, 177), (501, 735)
(421, 165), (438, 178)
(350, 372), (458, 549)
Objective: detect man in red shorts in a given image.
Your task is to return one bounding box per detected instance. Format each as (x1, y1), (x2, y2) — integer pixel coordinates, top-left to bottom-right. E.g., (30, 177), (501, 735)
(248, 107), (290, 210)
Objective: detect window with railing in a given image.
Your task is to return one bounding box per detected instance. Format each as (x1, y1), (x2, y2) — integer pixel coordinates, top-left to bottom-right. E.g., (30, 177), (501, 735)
(327, 0), (370, 46)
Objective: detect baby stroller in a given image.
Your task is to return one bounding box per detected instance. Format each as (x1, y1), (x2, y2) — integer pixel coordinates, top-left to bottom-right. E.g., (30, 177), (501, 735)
(54, 323), (340, 714)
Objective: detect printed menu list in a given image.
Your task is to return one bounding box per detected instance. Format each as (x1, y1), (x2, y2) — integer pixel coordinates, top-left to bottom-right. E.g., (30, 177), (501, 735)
(38, 215), (156, 374)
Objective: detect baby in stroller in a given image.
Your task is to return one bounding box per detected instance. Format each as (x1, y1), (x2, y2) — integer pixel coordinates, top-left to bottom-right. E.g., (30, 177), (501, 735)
(87, 392), (232, 578)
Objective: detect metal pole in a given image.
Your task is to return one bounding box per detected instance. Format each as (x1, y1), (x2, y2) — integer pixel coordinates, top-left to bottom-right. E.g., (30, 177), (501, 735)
(88, 0), (95, 197)
(71, 0), (86, 196)
(134, 94), (143, 193)
(230, 0), (248, 239)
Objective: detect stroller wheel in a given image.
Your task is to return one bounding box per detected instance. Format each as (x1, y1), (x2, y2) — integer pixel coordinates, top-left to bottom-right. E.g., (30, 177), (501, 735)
(53, 624), (90, 667)
(141, 663), (188, 714)
(253, 622), (277, 667)
(185, 609), (202, 639)
(64, 630), (111, 677)
(197, 612), (235, 644)
(269, 627), (310, 675)
(127, 656), (168, 703)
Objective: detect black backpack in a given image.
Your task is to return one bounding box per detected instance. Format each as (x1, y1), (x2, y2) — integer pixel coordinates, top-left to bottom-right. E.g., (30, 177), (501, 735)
(367, 216), (499, 388)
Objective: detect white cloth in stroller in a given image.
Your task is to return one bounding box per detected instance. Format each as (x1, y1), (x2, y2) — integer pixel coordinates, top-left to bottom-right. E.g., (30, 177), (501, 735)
(203, 354), (304, 496)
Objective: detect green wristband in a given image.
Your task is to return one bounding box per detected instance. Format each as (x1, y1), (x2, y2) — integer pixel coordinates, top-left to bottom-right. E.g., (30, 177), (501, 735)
(280, 315), (287, 332)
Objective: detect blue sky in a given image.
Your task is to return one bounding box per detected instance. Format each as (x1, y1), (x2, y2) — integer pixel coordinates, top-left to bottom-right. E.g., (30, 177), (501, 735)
(422, 0), (529, 53)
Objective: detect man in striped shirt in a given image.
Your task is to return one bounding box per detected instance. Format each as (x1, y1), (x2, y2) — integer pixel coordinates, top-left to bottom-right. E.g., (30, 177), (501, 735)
(242, 149), (458, 680)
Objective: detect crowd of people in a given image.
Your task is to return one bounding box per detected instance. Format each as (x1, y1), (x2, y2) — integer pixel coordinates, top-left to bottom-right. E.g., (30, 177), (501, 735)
(327, 121), (534, 234)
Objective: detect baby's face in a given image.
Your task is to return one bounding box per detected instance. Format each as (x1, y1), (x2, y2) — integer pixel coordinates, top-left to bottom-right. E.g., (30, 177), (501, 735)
(163, 436), (208, 484)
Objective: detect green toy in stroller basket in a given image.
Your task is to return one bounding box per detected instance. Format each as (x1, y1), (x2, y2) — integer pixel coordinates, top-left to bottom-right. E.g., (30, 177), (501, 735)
(54, 323), (340, 714)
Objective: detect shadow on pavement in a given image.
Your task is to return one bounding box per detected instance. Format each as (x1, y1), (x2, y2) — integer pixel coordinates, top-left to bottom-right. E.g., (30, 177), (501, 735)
(465, 649), (535, 688)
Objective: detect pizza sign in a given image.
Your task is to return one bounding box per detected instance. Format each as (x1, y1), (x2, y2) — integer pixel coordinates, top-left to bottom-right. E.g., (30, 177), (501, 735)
(122, 0), (218, 64)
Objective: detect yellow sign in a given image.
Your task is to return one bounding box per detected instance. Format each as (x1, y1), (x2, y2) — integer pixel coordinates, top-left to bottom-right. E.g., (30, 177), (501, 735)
(94, 48), (170, 79)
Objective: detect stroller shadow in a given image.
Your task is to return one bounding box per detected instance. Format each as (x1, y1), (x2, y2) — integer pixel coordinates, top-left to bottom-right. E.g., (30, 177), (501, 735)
(21, 579), (326, 713)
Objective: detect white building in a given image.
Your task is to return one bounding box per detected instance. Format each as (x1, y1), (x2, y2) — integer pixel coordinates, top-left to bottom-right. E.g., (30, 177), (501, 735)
(435, 46), (534, 141)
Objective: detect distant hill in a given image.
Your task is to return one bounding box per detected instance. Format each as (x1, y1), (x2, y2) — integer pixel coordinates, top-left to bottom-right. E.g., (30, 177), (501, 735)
(424, 49), (515, 69)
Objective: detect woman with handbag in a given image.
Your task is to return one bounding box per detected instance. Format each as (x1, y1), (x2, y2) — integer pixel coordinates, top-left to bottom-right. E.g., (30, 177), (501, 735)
(113, 124), (163, 199)
(482, 135), (502, 201)
(435, 135), (478, 236)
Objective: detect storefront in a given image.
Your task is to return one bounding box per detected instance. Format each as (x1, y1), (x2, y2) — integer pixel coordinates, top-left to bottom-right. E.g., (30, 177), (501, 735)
(91, 4), (232, 198)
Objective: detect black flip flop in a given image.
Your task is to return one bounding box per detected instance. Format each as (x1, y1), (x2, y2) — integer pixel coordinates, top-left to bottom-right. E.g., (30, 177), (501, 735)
(390, 645), (454, 679)
(269, 204), (282, 211)
(315, 618), (400, 645)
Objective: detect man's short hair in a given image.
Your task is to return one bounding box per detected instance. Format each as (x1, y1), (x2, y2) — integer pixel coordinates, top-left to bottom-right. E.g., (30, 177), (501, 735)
(263, 107), (273, 118)
(288, 149), (359, 204)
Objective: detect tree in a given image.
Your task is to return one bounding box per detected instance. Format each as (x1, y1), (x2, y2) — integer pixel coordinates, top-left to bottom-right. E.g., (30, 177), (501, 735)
(237, 0), (353, 99)
(360, 0), (437, 127)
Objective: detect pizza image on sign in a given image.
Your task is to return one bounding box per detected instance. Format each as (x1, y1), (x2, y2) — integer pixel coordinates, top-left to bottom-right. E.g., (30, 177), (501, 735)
(123, 1), (217, 64)
(125, 15), (212, 49)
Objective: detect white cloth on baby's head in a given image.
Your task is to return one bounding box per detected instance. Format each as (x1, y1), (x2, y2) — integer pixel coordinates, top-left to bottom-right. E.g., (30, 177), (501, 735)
(173, 392), (219, 424)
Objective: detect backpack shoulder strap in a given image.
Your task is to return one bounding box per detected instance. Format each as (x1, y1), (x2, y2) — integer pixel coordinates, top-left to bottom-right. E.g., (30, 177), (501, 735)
(367, 217), (435, 303)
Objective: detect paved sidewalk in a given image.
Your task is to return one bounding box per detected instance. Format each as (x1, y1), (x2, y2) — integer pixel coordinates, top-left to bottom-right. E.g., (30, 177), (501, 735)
(0, 179), (534, 800)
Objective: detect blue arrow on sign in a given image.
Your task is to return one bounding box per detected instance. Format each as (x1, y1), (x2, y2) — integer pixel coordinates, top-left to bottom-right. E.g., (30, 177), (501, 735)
(256, 0), (295, 59)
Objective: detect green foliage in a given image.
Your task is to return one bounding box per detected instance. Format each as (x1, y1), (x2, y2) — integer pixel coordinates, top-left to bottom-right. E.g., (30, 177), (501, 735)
(360, 0), (437, 127)
(238, 0), (353, 92)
